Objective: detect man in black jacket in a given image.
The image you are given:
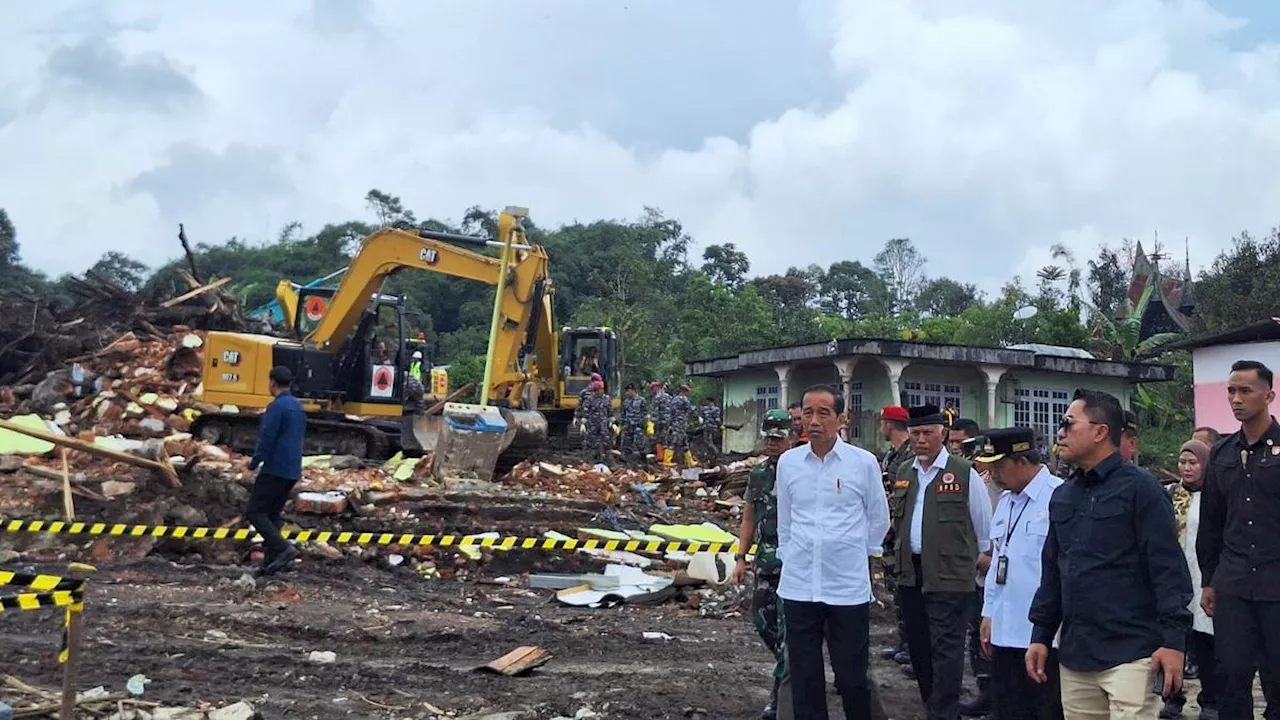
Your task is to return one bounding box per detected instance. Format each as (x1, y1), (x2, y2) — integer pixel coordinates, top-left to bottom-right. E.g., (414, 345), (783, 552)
(1028, 390), (1192, 718)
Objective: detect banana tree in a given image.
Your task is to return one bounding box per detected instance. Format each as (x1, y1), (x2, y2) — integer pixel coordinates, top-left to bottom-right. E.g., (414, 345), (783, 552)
(1084, 281), (1183, 361)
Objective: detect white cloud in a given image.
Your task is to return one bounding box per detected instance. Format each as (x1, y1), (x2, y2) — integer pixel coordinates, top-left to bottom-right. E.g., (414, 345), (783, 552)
(1, 0), (1278, 302)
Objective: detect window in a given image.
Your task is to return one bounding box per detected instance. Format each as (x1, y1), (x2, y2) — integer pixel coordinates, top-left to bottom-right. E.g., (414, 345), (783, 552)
(1015, 387), (1072, 442)
(755, 384), (779, 424)
(903, 381), (962, 413)
(848, 382), (864, 439)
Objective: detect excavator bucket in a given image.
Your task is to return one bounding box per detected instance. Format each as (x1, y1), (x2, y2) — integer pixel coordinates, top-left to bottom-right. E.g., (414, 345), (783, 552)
(429, 403), (548, 483)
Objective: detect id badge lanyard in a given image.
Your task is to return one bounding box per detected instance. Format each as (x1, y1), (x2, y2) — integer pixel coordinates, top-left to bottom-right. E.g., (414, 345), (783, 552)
(996, 496), (1030, 585)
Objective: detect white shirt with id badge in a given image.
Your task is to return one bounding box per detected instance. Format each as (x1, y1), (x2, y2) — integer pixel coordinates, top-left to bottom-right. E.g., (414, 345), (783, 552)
(982, 465), (1063, 649)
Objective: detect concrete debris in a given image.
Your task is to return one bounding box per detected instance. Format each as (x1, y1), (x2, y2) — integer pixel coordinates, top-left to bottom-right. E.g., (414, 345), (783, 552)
(308, 650), (337, 664)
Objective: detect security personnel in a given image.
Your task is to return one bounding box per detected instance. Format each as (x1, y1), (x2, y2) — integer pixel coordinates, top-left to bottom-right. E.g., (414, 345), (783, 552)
(893, 404), (994, 720)
(734, 409), (795, 720)
(879, 405), (914, 669)
(649, 381), (670, 459)
(959, 424), (1002, 720)
(975, 428), (1065, 720)
(665, 384), (696, 466)
(1120, 410), (1140, 464)
(619, 383), (647, 461)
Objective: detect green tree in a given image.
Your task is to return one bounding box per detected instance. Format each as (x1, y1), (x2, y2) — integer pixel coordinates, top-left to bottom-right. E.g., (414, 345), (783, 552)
(873, 237), (925, 311)
(701, 243), (750, 287)
(0, 208), (17, 269)
(915, 277), (980, 317)
(85, 251), (150, 293)
(1087, 246), (1129, 318)
(1193, 228), (1280, 333)
(819, 260), (891, 319)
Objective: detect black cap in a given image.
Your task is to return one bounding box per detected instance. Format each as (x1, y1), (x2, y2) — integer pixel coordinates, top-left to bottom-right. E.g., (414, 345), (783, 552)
(1123, 410), (1140, 436)
(973, 427), (1036, 463)
(906, 404), (945, 427)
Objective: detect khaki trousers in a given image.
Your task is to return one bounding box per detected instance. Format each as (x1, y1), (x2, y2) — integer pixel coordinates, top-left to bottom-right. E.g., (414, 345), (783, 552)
(1059, 659), (1161, 720)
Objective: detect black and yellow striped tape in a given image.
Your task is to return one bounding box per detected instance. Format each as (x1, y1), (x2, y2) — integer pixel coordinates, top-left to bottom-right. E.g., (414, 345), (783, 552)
(2, 518), (758, 555)
(0, 570), (86, 593)
(0, 588), (83, 613)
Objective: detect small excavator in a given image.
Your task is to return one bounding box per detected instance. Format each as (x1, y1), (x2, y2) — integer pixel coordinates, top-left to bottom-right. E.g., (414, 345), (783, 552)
(192, 207), (621, 475)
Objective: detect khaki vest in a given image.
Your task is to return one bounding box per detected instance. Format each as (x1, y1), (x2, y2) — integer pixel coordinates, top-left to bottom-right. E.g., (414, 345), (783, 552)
(892, 454), (979, 593)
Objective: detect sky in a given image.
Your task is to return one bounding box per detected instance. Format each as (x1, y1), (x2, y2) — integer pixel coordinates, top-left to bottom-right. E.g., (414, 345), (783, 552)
(3, 0), (1280, 299)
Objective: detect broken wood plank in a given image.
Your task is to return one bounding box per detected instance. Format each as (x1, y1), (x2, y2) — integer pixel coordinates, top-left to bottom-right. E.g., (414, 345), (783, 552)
(0, 418), (181, 488)
(160, 276), (232, 308)
(477, 646), (550, 676)
(423, 382), (475, 416)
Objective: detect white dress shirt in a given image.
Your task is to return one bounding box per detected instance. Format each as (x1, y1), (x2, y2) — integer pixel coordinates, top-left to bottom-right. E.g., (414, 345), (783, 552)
(776, 439), (891, 606)
(1182, 491), (1213, 635)
(982, 465), (1063, 649)
(907, 447), (994, 555)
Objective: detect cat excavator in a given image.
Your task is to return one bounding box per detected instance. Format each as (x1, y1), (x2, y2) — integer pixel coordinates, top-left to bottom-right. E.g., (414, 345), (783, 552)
(192, 208), (621, 473)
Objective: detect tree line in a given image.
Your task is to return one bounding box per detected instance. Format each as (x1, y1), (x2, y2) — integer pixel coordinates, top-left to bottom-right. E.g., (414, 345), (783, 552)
(2, 191), (1279, 459)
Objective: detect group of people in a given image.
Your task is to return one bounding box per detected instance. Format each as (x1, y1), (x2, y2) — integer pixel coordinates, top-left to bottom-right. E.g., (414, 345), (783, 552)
(576, 377), (722, 466)
(734, 359), (1279, 720)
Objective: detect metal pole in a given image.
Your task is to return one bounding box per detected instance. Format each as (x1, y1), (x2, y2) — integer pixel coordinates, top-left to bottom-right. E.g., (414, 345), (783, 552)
(479, 209), (523, 405)
(59, 604), (84, 718)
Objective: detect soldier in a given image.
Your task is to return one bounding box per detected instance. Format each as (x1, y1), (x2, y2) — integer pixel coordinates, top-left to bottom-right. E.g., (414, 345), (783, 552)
(734, 409), (796, 720)
(892, 404), (994, 720)
(879, 406), (915, 672)
(699, 396), (723, 456)
(1120, 410), (1141, 464)
(581, 379), (613, 463)
(400, 370), (426, 458)
(665, 384), (696, 466)
(620, 383), (647, 461)
(650, 381), (670, 459)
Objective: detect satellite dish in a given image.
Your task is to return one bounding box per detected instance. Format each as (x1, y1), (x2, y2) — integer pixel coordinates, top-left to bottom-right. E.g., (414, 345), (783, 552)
(1013, 306), (1039, 321)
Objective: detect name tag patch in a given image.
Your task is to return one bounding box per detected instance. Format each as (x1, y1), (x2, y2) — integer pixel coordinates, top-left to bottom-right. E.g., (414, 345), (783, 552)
(893, 479), (911, 490)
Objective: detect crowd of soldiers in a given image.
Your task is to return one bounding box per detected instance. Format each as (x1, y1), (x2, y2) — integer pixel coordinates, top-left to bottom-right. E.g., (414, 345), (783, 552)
(574, 375), (724, 466)
(732, 359), (1280, 720)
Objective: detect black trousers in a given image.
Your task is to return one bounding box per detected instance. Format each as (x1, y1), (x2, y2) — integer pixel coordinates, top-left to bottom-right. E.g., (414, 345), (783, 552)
(783, 599), (873, 720)
(990, 646), (1063, 720)
(1214, 592), (1280, 720)
(968, 590), (992, 680)
(901, 574), (971, 720)
(246, 473), (298, 561)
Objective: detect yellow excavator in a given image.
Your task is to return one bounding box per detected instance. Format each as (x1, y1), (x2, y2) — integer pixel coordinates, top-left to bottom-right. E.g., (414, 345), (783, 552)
(192, 208), (621, 469)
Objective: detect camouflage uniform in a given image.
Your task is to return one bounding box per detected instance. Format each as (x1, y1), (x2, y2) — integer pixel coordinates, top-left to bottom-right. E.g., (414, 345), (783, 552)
(665, 392), (695, 455)
(650, 388), (670, 449)
(698, 402), (722, 454)
(400, 374), (426, 456)
(582, 391), (613, 462)
(746, 457), (788, 703)
(880, 440), (914, 655)
(620, 394), (647, 458)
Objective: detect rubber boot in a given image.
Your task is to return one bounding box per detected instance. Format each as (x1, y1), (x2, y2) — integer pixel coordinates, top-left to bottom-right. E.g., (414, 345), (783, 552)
(683, 450), (697, 467)
(662, 447), (675, 465)
(654, 443), (665, 463)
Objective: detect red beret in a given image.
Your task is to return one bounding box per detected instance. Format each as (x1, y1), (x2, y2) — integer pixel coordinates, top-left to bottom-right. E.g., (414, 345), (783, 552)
(881, 405), (909, 422)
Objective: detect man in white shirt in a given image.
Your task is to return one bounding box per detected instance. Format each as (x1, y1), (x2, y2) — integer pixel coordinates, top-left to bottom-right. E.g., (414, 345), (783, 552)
(975, 427), (1065, 720)
(777, 384), (891, 720)
(890, 404), (994, 720)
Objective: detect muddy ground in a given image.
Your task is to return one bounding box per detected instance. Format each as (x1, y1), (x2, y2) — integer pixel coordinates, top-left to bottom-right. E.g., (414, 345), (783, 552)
(1, 551), (931, 720)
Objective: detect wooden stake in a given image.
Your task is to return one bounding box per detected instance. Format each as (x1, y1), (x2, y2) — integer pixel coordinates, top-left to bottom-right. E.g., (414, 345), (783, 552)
(60, 449), (74, 521)
(58, 606), (83, 720)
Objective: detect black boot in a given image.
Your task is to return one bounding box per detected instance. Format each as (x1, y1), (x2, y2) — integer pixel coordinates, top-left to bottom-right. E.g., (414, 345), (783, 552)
(881, 642), (905, 660)
(960, 676), (993, 717)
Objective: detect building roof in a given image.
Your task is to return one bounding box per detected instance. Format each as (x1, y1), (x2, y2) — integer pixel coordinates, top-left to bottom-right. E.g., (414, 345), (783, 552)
(685, 337), (1176, 382)
(1158, 318), (1280, 352)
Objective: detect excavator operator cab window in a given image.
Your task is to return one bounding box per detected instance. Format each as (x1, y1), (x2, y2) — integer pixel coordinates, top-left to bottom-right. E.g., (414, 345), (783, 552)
(294, 288), (337, 339)
(562, 329), (620, 400)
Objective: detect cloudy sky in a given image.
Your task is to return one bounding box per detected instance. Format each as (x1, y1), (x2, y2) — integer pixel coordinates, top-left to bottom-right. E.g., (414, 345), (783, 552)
(3, 0), (1279, 297)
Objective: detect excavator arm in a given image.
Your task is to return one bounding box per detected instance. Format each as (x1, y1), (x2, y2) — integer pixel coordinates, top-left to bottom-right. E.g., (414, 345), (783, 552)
(303, 222), (557, 407)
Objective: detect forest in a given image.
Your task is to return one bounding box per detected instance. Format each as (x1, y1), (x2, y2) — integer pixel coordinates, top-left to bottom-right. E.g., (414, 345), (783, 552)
(2, 190), (1278, 466)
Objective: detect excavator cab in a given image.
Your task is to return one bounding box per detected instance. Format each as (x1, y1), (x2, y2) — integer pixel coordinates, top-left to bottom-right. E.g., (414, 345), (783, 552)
(560, 327), (621, 407)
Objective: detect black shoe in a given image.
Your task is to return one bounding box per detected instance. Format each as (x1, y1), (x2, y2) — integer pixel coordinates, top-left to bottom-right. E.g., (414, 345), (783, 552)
(259, 544), (298, 576)
(1159, 699), (1184, 719)
(960, 692), (992, 717)
(760, 703), (776, 720)
(880, 644), (904, 660)
(893, 649), (912, 666)
(1184, 661), (1199, 680)
(901, 664), (916, 680)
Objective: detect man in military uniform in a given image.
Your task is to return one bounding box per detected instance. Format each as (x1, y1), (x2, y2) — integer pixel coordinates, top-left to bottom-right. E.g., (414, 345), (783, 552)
(879, 405), (915, 671)
(665, 383), (696, 466)
(581, 380), (613, 463)
(649, 381), (670, 460)
(735, 409), (795, 720)
(400, 370), (426, 457)
(893, 405), (993, 720)
(620, 383), (647, 462)
(1120, 410), (1141, 464)
(698, 396), (723, 456)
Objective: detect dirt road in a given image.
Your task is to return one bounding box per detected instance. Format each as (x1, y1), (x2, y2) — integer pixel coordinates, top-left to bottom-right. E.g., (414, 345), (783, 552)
(1, 554), (928, 719)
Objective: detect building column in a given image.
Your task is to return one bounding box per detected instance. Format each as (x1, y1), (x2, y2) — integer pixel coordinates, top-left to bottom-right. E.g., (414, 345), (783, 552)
(774, 363), (794, 410)
(881, 358), (910, 407)
(980, 365), (1010, 429)
(833, 357), (860, 441)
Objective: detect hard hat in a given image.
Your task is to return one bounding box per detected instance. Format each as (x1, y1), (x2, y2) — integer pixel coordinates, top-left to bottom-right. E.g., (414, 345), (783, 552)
(762, 409), (792, 438)
(412, 351), (423, 359)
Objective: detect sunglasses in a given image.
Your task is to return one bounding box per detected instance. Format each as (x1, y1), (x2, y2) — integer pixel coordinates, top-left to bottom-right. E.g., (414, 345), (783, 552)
(1058, 416), (1105, 432)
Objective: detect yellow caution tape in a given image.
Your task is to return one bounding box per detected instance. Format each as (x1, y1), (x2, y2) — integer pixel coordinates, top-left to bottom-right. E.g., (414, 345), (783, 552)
(2, 518), (759, 555)
(0, 569), (86, 665)
(0, 588), (83, 612)
(0, 570), (86, 593)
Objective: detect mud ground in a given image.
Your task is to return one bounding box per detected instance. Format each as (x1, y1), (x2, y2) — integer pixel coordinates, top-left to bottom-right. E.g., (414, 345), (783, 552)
(1, 552), (930, 720)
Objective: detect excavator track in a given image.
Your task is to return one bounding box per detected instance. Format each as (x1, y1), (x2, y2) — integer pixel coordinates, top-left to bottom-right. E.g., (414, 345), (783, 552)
(191, 413), (393, 461)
